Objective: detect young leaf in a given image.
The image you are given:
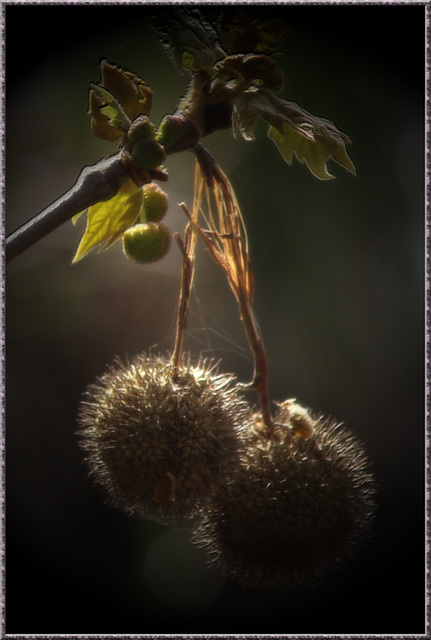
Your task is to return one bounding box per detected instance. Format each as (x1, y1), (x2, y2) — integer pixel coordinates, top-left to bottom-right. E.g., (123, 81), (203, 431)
(89, 89), (125, 142)
(234, 89), (315, 140)
(90, 84), (131, 130)
(214, 54), (284, 93)
(233, 89), (355, 179)
(268, 123), (356, 180)
(149, 8), (226, 72)
(89, 61), (153, 142)
(100, 60), (153, 121)
(72, 180), (142, 263)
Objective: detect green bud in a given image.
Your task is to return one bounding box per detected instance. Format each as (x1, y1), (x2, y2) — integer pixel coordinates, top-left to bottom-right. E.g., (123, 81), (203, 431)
(156, 115), (182, 149)
(131, 138), (166, 170)
(128, 115), (156, 143)
(141, 183), (169, 223)
(122, 222), (172, 264)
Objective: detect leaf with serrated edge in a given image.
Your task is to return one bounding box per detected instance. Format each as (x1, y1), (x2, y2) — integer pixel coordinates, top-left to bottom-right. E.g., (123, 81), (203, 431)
(234, 89), (355, 179)
(100, 61), (153, 120)
(150, 8), (225, 72)
(90, 84), (131, 131)
(72, 181), (142, 263)
(233, 90), (315, 141)
(269, 122), (356, 180)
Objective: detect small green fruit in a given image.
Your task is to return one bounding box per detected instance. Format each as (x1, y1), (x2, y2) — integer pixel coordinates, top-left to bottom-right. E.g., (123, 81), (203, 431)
(131, 138), (166, 170)
(142, 183), (169, 222)
(122, 222), (171, 264)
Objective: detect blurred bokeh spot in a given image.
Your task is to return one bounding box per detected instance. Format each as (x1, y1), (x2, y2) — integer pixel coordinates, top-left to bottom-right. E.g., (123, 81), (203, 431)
(144, 528), (224, 609)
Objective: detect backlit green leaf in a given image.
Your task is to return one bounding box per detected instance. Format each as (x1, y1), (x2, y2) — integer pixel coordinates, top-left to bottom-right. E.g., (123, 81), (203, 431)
(234, 88), (356, 179)
(90, 84), (131, 131)
(72, 180), (142, 263)
(268, 121), (356, 180)
(89, 61), (153, 142)
(234, 90), (315, 141)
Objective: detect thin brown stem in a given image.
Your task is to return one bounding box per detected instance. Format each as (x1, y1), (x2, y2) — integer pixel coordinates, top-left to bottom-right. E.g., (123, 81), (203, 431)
(171, 232), (190, 371)
(234, 290), (273, 436)
(170, 223), (195, 371)
(186, 159), (274, 437)
(170, 172), (202, 371)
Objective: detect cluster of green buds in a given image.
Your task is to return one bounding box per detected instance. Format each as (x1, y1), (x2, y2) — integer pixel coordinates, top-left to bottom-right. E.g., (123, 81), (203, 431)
(72, 62), (175, 264)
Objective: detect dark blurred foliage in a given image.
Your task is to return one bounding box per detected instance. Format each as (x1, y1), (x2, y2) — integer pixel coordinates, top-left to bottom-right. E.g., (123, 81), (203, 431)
(5, 4), (425, 635)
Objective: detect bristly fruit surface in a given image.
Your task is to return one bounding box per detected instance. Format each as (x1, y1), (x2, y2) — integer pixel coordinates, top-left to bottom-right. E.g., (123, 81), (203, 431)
(77, 353), (249, 523)
(192, 401), (376, 589)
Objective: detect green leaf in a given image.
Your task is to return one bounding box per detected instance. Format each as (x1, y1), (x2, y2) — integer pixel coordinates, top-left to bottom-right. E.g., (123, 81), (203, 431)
(149, 8), (226, 72)
(72, 180), (142, 263)
(215, 54), (284, 92)
(234, 89), (356, 179)
(268, 122), (355, 180)
(90, 84), (131, 131)
(234, 89), (315, 141)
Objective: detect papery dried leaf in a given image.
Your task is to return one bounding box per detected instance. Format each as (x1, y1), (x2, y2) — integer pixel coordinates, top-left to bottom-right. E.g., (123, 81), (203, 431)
(149, 8), (226, 72)
(72, 180), (142, 263)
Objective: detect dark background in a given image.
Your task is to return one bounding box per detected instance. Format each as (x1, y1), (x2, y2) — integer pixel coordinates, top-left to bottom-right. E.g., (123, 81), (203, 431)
(5, 3), (425, 636)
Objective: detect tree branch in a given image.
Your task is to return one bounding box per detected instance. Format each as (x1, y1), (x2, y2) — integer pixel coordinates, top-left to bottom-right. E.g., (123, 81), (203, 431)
(6, 154), (131, 263)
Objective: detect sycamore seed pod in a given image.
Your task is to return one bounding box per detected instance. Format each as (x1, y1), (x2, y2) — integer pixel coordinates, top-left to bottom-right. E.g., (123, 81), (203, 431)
(77, 354), (249, 523)
(192, 401), (376, 589)
(122, 222), (171, 264)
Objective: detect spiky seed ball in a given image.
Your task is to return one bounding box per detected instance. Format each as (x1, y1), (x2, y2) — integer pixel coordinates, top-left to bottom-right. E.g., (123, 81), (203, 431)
(192, 400), (376, 590)
(122, 222), (171, 264)
(77, 354), (249, 523)
(142, 183), (168, 222)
